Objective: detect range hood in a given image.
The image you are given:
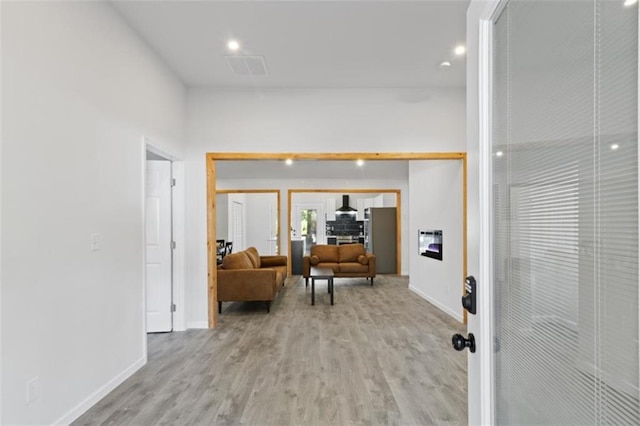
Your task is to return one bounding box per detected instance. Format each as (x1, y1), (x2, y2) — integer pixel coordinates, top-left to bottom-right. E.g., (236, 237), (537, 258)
(336, 195), (357, 214)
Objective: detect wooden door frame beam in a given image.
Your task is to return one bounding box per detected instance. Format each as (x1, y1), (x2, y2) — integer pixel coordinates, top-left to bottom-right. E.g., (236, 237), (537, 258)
(206, 152), (468, 328)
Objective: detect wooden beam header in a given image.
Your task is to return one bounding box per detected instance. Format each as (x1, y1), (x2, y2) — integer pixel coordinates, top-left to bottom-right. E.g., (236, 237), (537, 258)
(207, 152), (465, 161)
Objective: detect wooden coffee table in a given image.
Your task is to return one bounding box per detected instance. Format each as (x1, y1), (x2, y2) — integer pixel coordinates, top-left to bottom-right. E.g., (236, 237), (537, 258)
(309, 266), (334, 305)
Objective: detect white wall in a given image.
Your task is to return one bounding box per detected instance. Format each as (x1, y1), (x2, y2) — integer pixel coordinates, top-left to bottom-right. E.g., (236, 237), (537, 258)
(1, 2), (186, 424)
(215, 194), (229, 241)
(187, 88), (465, 151)
(185, 87), (466, 327)
(408, 161), (464, 322)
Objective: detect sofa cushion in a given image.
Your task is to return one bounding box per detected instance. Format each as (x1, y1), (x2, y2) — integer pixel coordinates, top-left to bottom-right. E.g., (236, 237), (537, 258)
(222, 251), (253, 270)
(245, 247), (261, 268)
(317, 262), (340, 273)
(339, 262), (370, 273)
(309, 255), (320, 265)
(338, 243), (366, 263)
(310, 245), (339, 263)
(357, 254), (369, 265)
(260, 255), (287, 267)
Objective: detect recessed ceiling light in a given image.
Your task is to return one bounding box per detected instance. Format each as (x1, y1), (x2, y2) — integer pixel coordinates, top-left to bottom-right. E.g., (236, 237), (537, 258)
(454, 45), (466, 56)
(356, 159), (365, 167)
(624, 0), (637, 7)
(285, 158), (293, 166)
(439, 61), (452, 68)
(611, 143), (620, 150)
(495, 151), (504, 157)
(227, 40), (240, 51)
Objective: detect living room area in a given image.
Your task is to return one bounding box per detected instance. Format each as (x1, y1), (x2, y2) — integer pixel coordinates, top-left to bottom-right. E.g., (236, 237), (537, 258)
(209, 154), (467, 324)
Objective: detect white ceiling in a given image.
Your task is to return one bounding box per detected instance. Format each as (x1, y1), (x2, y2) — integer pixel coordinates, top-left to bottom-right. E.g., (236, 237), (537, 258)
(111, 0), (469, 88)
(216, 159), (408, 179)
(121, 1), (468, 179)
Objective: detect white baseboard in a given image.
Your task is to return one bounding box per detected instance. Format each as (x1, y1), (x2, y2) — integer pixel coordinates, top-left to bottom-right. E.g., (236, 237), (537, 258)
(187, 321), (209, 329)
(54, 356), (146, 425)
(408, 284), (463, 323)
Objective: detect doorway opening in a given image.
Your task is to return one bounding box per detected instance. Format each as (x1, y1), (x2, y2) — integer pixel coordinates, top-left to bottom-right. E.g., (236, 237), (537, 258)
(143, 142), (185, 335)
(145, 150), (173, 333)
(206, 152), (468, 328)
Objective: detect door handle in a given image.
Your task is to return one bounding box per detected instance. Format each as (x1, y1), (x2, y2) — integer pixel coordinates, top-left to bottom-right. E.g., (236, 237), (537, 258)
(452, 333), (476, 353)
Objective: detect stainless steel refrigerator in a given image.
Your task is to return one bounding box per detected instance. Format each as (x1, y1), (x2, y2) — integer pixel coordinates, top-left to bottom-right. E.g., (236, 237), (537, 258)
(365, 207), (397, 274)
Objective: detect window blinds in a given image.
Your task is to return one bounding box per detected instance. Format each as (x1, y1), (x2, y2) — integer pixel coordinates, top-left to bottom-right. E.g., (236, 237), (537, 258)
(492, 0), (639, 424)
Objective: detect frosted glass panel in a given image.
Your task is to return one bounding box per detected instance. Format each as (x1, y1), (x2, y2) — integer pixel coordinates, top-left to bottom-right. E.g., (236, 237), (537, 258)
(492, 0), (639, 424)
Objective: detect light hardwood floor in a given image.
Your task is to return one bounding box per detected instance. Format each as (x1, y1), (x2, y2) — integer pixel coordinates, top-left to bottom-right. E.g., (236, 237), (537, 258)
(74, 275), (468, 425)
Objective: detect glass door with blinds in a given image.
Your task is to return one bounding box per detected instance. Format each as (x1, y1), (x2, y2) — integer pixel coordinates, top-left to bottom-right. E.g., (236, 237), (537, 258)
(491, 0), (638, 424)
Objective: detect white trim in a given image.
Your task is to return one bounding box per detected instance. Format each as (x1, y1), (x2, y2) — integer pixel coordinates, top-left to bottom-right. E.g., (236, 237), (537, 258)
(477, 1), (505, 424)
(140, 139), (148, 359)
(409, 284), (464, 323)
(187, 321), (210, 329)
(53, 356), (146, 425)
(0, 2), (3, 420)
(171, 162), (187, 331)
(145, 143), (177, 163)
(637, 0), (640, 404)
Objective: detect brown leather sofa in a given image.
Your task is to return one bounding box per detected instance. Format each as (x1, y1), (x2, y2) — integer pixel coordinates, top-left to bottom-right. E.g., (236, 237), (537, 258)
(217, 247), (288, 313)
(303, 243), (376, 286)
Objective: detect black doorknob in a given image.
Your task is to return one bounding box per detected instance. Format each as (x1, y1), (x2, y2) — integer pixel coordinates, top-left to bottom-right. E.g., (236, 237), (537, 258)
(452, 333), (476, 353)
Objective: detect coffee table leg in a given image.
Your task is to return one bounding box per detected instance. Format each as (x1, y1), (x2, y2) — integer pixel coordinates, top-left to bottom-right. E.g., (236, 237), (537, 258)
(330, 278), (334, 305)
(311, 278), (315, 305)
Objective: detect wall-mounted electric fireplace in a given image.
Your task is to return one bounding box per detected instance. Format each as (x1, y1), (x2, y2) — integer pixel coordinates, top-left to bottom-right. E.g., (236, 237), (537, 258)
(419, 229), (443, 261)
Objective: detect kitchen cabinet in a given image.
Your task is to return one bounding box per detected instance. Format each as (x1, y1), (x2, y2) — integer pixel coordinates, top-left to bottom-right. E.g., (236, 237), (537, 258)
(373, 194), (384, 207)
(325, 197), (336, 221)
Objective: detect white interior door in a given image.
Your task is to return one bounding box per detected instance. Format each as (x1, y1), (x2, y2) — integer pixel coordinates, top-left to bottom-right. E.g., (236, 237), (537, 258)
(145, 160), (173, 332)
(474, 0), (639, 423)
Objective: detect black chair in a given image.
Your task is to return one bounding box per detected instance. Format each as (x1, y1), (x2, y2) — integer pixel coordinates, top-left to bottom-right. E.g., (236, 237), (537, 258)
(216, 239), (225, 264)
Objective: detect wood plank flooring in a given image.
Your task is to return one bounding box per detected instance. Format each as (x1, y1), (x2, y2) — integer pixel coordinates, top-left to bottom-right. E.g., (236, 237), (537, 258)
(73, 275), (468, 425)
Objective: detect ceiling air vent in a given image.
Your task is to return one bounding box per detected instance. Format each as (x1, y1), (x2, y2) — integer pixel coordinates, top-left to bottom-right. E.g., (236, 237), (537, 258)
(225, 55), (269, 76)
